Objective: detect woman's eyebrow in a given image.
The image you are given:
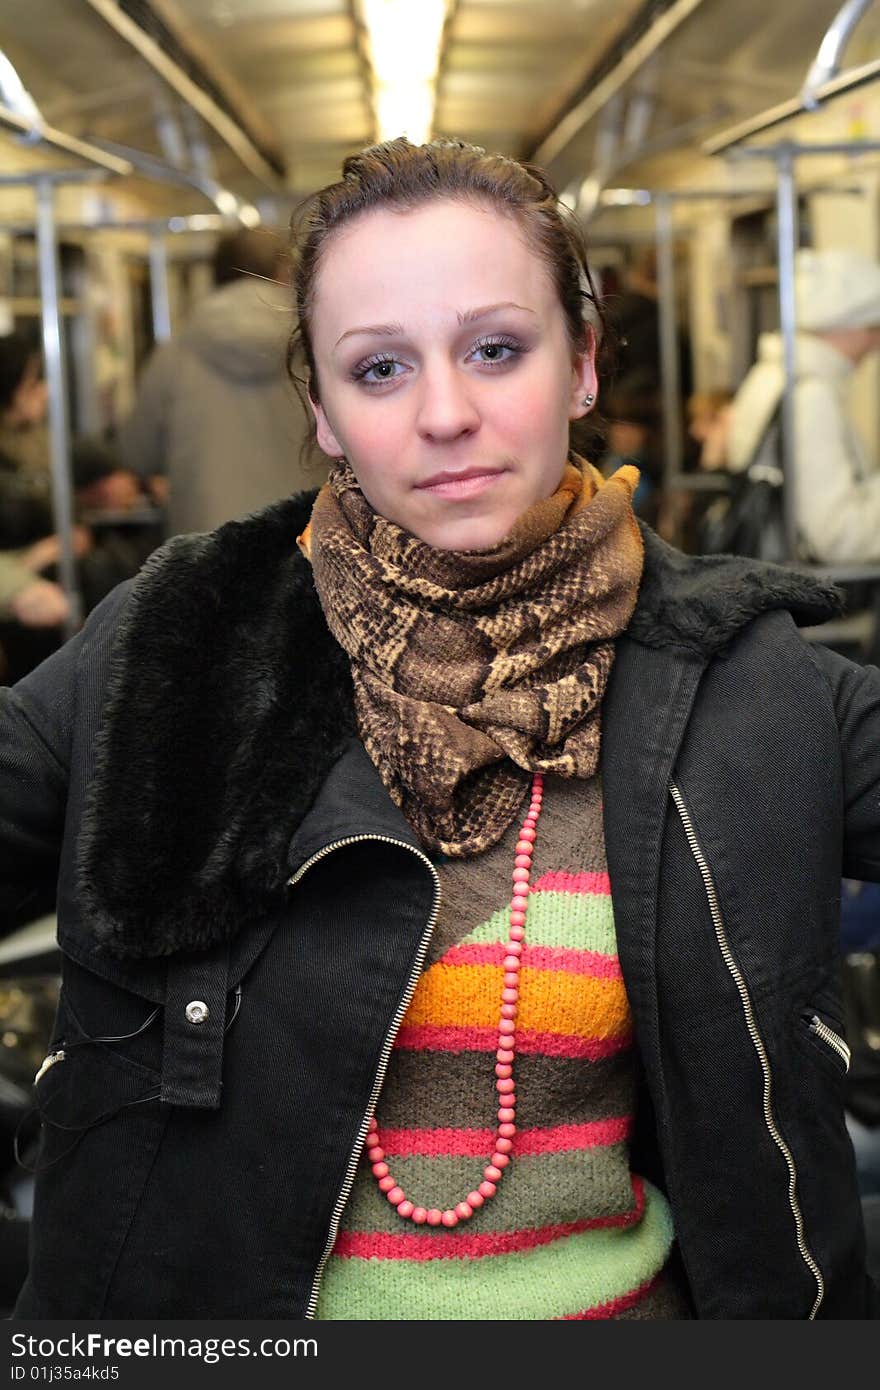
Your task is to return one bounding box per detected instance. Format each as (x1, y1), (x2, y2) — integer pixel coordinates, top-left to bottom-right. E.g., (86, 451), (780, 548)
(334, 321), (404, 349)
(457, 301), (536, 324)
(333, 301), (536, 349)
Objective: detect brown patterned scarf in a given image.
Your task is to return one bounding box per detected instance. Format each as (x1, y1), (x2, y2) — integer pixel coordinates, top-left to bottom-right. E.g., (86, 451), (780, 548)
(300, 455), (644, 856)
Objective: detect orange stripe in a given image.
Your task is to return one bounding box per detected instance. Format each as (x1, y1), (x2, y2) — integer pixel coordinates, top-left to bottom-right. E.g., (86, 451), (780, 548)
(404, 960), (630, 1039)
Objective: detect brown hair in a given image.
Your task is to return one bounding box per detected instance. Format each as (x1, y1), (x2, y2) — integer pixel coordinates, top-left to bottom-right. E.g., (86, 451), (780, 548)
(287, 137), (606, 420)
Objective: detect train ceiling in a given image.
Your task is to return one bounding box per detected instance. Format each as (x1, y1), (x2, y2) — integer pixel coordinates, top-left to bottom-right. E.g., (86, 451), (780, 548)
(0, 0), (878, 216)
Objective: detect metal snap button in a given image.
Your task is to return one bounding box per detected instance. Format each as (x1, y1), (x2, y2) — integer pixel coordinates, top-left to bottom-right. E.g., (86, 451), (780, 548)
(185, 1000), (209, 1025)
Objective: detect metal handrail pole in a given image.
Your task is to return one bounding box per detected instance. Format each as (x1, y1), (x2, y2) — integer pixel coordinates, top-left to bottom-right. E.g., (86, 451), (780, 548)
(148, 226), (173, 343)
(655, 193), (683, 490)
(801, 0), (877, 109)
(35, 176), (82, 636)
(776, 146), (800, 563)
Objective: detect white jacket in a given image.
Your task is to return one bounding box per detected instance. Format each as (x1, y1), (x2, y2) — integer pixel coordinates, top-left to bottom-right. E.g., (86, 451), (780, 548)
(728, 333), (880, 563)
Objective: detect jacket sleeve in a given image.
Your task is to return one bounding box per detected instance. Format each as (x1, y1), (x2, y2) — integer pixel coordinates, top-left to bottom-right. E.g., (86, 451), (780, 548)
(117, 345), (174, 480)
(0, 583), (130, 932)
(795, 379), (880, 563)
(809, 643), (880, 881)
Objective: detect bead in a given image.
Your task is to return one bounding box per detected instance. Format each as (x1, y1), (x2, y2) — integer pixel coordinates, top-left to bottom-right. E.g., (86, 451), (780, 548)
(368, 771), (545, 1224)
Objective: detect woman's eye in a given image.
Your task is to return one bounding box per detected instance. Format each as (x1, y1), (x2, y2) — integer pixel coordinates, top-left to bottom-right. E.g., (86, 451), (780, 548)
(468, 338), (521, 366)
(352, 355), (405, 385)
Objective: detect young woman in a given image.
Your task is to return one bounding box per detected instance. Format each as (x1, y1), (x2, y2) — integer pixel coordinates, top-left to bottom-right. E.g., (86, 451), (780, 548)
(0, 139), (876, 1321)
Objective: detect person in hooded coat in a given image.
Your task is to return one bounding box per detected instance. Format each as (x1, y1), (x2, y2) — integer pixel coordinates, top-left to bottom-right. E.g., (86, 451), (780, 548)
(119, 227), (328, 536)
(727, 247), (880, 564)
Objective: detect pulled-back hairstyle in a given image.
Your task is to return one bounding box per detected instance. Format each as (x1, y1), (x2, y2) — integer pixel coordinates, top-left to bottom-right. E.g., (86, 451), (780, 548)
(287, 138), (606, 428)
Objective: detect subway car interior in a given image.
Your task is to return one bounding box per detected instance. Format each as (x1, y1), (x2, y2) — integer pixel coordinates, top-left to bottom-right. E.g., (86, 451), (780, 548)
(0, 0), (879, 1314)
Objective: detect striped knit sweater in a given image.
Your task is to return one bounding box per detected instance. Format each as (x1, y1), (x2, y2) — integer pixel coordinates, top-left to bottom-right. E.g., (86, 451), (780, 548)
(315, 774), (685, 1319)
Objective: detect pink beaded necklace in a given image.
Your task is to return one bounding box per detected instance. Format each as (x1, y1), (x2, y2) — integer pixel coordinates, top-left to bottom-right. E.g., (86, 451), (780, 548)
(366, 770), (544, 1228)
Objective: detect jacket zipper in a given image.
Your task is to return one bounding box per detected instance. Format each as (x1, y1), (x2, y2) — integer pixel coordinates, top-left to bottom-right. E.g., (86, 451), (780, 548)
(34, 1049), (65, 1085)
(668, 783), (824, 1320)
(287, 834), (441, 1320)
(806, 1013), (851, 1071)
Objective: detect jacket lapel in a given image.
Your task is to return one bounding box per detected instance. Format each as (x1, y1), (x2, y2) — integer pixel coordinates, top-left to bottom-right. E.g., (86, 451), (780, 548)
(600, 635), (706, 1087)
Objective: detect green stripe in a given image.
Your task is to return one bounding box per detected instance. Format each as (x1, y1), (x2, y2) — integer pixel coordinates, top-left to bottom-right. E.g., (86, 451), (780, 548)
(459, 889), (617, 956)
(339, 1145), (635, 1234)
(316, 1181), (674, 1320)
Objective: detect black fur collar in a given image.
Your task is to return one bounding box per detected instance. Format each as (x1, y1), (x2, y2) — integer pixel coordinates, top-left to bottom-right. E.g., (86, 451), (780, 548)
(77, 495), (839, 960)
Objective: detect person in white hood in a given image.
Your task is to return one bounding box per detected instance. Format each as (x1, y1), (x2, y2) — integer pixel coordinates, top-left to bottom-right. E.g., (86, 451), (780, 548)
(120, 228), (328, 536)
(727, 247), (880, 563)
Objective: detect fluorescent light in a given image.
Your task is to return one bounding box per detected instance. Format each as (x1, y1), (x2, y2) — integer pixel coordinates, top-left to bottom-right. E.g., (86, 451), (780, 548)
(375, 83), (435, 144)
(360, 0), (448, 142)
(360, 0), (447, 83)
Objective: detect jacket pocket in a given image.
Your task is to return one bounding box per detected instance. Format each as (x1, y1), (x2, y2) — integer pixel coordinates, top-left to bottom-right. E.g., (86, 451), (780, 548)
(14, 974), (170, 1319)
(799, 1008), (852, 1075)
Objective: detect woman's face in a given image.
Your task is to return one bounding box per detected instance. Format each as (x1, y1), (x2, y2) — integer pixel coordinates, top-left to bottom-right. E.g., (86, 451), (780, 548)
(308, 199), (596, 550)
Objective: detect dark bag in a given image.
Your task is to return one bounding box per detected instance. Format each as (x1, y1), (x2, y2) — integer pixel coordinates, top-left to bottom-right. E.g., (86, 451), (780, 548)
(698, 405), (787, 562)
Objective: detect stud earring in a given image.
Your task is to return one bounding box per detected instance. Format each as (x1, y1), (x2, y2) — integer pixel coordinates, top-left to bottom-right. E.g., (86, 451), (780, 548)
(582, 393), (595, 407)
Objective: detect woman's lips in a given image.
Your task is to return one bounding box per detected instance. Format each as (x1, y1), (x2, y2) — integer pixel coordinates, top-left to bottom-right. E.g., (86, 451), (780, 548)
(415, 469), (507, 499)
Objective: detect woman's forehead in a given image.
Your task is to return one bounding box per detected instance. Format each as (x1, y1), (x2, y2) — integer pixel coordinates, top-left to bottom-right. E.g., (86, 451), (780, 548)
(311, 200), (555, 332)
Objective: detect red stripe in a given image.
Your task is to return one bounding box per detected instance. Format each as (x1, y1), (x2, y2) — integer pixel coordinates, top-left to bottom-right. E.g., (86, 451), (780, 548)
(442, 942), (621, 978)
(334, 1183), (645, 1262)
(378, 1117), (631, 1158)
(560, 1272), (661, 1320)
(394, 1023), (632, 1058)
(531, 870), (611, 895)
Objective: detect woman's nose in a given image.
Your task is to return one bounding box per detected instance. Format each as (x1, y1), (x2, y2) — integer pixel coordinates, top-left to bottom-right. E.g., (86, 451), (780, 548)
(415, 364), (480, 442)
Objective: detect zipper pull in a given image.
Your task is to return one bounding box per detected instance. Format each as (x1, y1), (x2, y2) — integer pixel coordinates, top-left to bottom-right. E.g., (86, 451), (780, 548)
(34, 1049), (65, 1085)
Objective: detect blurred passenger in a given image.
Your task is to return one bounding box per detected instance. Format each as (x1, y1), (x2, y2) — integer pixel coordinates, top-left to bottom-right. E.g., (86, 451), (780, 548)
(728, 248), (880, 563)
(606, 247), (693, 399)
(597, 370), (662, 524)
(687, 390), (733, 472)
(0, 331), (50, 480)
(119, 227), (328, 535)
(70, 438), (164, 612)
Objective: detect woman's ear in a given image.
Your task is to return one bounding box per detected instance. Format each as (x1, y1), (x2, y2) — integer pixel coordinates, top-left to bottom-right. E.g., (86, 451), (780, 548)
(309, 397), (344, 458)
(568, 329), (599, 419)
